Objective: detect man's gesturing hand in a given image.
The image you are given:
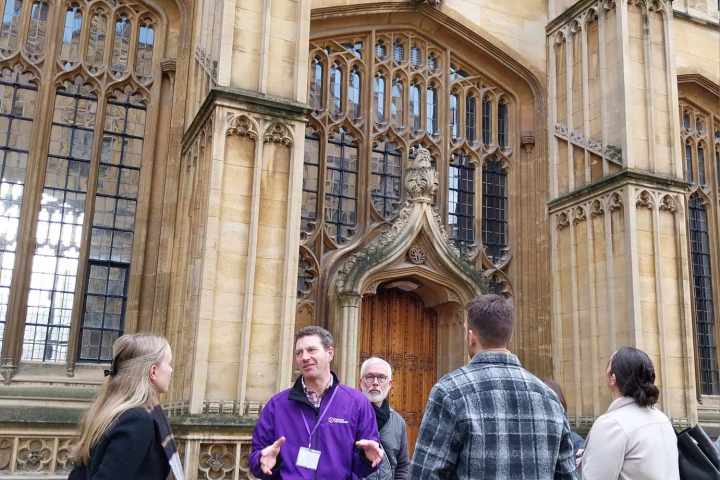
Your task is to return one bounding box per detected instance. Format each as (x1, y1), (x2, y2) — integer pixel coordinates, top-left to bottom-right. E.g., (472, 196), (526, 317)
(355, 439), (384, 468)
(260, 436), (286, 475)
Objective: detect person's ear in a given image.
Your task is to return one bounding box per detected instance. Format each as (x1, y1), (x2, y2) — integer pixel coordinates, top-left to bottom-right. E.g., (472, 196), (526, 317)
(149, 363), (158, 382)
(327, 346), (334, 362)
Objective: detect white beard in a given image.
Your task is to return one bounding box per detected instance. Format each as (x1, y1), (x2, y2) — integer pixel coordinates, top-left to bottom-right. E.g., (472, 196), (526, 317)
(365, 390), (388, 404)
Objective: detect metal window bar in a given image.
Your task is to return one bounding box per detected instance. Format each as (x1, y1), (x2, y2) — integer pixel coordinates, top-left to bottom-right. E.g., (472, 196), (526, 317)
(482, 161), (508, 262)
(324, 130), (357, 244)
(448, 153), (475, 249)
(689, 195), (719, 395)
(371, 142), (402, 220)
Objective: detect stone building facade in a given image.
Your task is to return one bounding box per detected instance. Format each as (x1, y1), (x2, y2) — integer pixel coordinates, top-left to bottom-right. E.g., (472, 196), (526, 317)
(0, 0), (716, 478)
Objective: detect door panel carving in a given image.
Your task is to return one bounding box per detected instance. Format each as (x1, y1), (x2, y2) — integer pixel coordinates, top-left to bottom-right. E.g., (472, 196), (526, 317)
(360, 288), (437, 455)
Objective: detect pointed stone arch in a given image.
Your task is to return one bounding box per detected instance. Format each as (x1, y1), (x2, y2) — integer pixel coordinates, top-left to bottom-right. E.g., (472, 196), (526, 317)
(328, 147), (487, 384)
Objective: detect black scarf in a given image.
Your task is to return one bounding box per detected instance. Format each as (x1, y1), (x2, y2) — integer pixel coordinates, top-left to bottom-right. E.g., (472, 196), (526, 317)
(149, 404), (184, 480)
(373, 399), (391, 431)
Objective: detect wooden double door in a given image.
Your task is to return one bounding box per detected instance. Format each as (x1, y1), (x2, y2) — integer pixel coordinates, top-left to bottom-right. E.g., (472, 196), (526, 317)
(360, 288), (437, 455)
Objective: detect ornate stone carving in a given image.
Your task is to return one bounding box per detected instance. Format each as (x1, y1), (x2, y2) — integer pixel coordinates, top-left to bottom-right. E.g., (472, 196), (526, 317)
(405, 146), (438, 203)
(573, 206), (587, 225)
(16, 438), (53, 472)
(407, 246), (427, 265)
(590, 199), (604, 217)
(607, 192), (623, 211)
(414, 0), (443, 7)
(557, 212), (570, 230)
(636, 190), (654, 209)
(55, 439), (74, 473)
(199, 443), (235, 480)
(263, 122), (293, 146)
(660, 194), (678, 213)
(297, 248), (319, 299)
(0, 437), (11, 470)
(226, 113), (258, 139)
(604, 144), (623, 164)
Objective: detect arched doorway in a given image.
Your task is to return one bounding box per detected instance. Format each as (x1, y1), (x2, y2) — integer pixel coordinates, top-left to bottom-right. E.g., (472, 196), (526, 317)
(360, 287), (437, 454)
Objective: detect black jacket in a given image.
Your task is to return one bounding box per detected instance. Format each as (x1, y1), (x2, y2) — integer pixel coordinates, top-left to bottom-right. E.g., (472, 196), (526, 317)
(87, 406), (170, 480)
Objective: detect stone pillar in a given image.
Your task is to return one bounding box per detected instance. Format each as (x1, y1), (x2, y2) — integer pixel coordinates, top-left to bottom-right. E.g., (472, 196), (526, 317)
(546, 0), (697, 429)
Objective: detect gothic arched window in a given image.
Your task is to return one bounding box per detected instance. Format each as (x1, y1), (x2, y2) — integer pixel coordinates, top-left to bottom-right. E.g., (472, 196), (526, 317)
(689, 193), (719, 395)
(305, 30), (514, 276)
(698, 142), (706, 185)
(482, 159), (508, 263)
(482, 95), (492, 145)
(325, 129), (358, 244)
(0, 0), (164, 366)
(466, 95), (476, 143)
(448, 152), (475, 248)
(371, 141), (402, 220)
(329, 63), (342, 117)
(686, 139), (694, 183)
(498, 100), (508, 148)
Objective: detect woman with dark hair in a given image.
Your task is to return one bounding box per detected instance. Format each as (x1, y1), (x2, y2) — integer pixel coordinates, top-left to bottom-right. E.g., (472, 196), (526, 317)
(543, 379), (585, 453)
(581, 347), (679, 479)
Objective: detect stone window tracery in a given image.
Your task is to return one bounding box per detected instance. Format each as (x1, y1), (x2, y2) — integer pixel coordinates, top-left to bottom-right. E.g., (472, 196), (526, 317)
(482, 158), (508, 263)
(302, 29), (515, 319)
(0, 0), (163, 367)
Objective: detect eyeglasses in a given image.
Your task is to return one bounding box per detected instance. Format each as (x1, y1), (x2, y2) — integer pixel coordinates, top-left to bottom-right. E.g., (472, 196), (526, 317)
(362, 374), (389, 385)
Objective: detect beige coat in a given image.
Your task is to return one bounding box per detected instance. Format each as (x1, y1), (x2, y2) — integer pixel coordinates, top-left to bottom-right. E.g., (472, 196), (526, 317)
(581, 396), (679, 480)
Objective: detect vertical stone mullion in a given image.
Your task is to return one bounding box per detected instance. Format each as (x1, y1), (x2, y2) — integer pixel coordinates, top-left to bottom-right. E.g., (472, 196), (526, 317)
(236, 120), (265, 409)
(603, 197), (617, 353)
(580, 21), (591, 183)
(550, 216), (562, 381)
(586, 206), (600, 416)
(569, 211), (582, 424)
(662, 5), (683, 179)
(548, 37), (558, 198)
(258, 0), (272, 94)
(642, 5), (657, 173)
(564, 28), (574, 191)
(599, 5), (609, 176)
(625, 186), (642, 346)
(651, 201), (669, 411)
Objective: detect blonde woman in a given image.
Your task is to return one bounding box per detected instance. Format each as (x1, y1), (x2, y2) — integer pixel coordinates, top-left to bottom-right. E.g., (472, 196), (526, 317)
(70, 334), (184, 480)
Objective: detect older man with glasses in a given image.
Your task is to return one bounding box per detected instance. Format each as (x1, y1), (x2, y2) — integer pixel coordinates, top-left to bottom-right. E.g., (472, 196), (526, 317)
(359, 357), (410, 480)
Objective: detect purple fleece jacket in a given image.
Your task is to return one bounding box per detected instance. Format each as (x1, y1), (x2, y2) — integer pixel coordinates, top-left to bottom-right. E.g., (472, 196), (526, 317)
(249, 373), (380, 479)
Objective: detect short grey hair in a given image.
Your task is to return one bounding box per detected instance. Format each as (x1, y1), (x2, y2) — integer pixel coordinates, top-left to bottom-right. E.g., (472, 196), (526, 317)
(294, 325), (334, 350)
(360, 357), (392, 380)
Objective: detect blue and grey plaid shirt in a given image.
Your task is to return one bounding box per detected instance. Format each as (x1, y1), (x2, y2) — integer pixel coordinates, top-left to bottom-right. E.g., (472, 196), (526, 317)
(410, 351), (577, 479)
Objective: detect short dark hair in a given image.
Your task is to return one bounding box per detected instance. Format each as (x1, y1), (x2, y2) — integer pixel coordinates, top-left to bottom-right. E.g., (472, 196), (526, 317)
(466, 294), (513, 348)
(610, 346), (659, 408)
(294, 326), (334, 350)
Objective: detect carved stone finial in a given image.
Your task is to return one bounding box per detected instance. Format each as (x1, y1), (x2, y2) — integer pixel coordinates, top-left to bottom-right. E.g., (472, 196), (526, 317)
(414, 0), (442, 6)
(405, 147), (438, 203)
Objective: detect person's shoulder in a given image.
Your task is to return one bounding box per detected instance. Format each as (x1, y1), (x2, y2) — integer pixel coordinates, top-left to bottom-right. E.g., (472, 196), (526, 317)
(389, 408), (407, 426)
(116, 406), (154, 424)
(337, 383), (369, 403)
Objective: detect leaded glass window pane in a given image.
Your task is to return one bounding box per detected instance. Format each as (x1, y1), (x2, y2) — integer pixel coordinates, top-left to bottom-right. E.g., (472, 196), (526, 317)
(110, 14), (131, 77)
(349, 67), (361, 120)
(25, 0), (49, 59)
(0, 0), (22, 56)
(689, 194), (719, 395)
(448, 152), (474, 249)
(301, 129), (320, 236)
(371, 141), (402, 220)
(59, 4), (83, 69)
(411, 46), (421, 68)
(466, 95), (476, 143)
(23, 78), (97, 362)
(410, 83), (421, 132)
(426, 86), (437, 135)
(374, 75), (385, 123)
(450, 93), (459, 140)
(498, 101), (508, 147)
(391, 78), (403, 128)
(329, 64), (342, 118)
(686, 140), (694, 183)
(375, 40), (386, 59)
(0, 66), (36, 349)
(325, 129), (357, 244)
(393, 40), (404, 64)
(85, 9), (108, 74)
(135, 21), (155, 85)
(310, 56), (323, 112)
(698, 143), (706, 186)
(482, 160), (508, 263)
(482, 96), (491, 145)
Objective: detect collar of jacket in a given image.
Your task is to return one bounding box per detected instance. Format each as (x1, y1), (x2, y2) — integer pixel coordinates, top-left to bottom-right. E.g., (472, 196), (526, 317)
(606, 396), (637, 412)
(289, 371), (341, 409)
(469, 350), (521, 367)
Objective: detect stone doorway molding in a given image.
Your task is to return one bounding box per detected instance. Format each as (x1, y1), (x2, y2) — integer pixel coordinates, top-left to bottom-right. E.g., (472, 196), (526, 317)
(329, 147), (487, 385)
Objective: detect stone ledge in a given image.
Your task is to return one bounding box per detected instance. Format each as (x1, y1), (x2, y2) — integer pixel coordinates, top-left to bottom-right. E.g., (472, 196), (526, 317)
(547, 168), (690, 212)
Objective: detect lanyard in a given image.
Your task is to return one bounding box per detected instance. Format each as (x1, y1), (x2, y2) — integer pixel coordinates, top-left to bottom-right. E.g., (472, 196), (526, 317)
(301, 386), (339, 448)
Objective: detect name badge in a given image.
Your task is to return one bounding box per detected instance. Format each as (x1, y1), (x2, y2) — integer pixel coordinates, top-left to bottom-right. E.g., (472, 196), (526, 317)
(296, 446), (321, 471)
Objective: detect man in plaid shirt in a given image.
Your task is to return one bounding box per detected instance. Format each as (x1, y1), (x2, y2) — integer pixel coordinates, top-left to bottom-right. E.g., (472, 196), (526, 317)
(410, 294), (577, 479)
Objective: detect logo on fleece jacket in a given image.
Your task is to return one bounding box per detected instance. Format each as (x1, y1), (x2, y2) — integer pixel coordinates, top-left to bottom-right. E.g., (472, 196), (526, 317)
(327, 417), (349, 424)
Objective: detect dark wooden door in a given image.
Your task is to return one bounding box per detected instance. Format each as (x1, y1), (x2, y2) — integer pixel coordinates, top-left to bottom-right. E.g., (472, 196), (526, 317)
(360, 288), (437, 455)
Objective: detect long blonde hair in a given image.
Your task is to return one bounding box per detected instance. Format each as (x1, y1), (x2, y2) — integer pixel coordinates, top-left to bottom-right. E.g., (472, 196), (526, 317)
(74, 334), (170, 464)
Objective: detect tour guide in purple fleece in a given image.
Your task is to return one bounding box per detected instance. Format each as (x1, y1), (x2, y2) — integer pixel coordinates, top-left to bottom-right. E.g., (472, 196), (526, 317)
(249, 325), (383, 479)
